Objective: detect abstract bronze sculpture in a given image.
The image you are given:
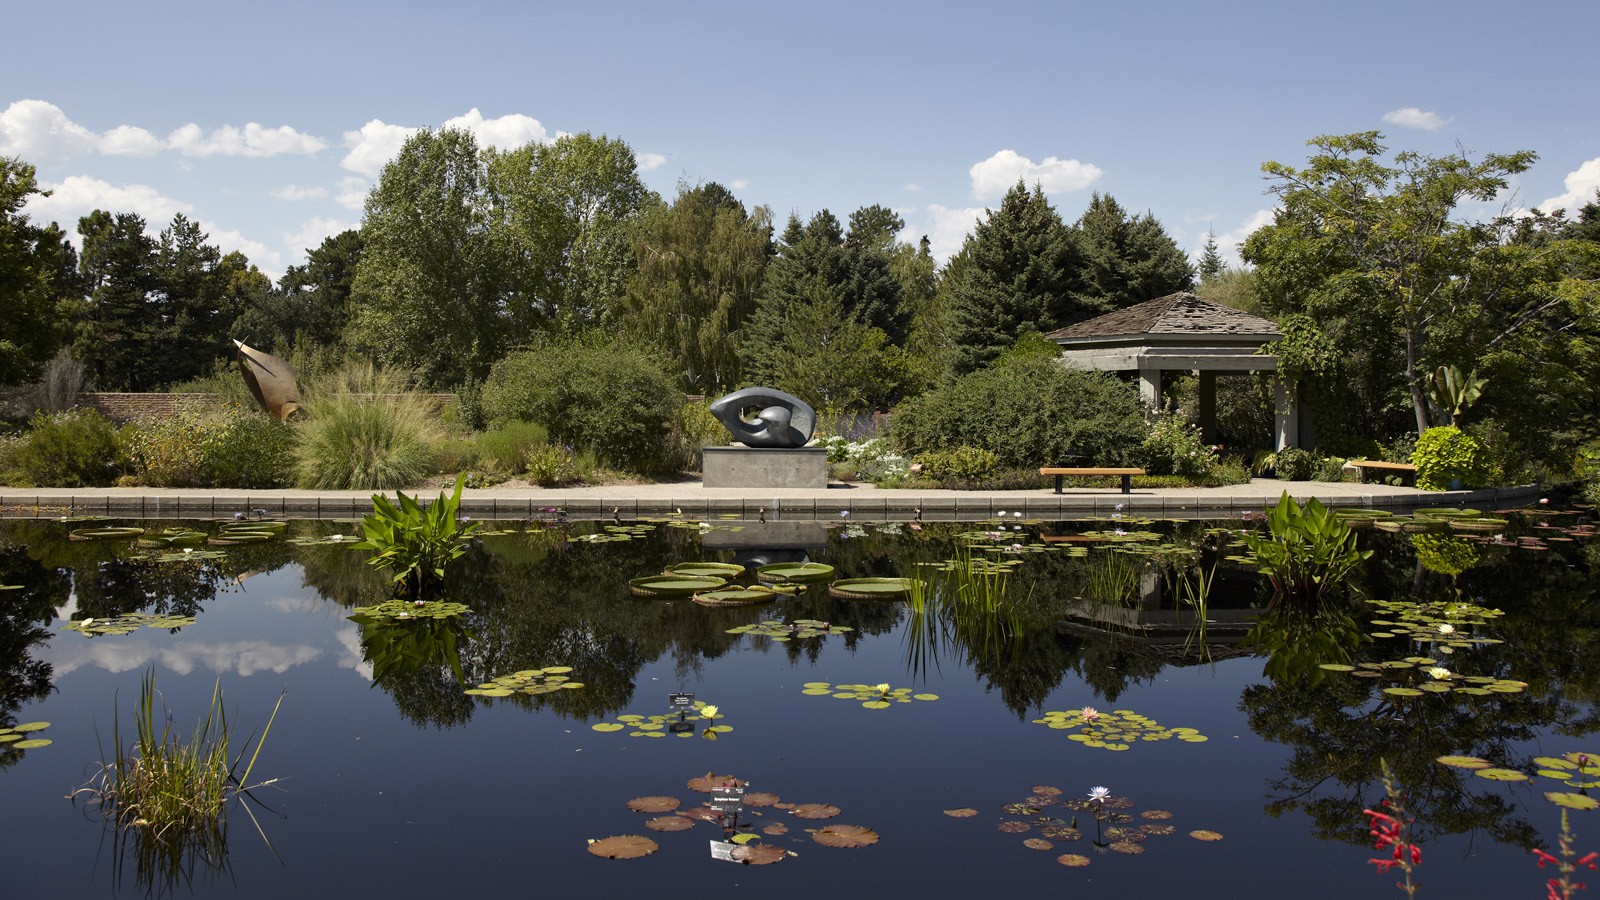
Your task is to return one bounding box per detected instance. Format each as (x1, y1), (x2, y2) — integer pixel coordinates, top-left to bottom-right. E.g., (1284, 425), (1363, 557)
(235, 339), (301, 421)
(708, 387), (816, 449)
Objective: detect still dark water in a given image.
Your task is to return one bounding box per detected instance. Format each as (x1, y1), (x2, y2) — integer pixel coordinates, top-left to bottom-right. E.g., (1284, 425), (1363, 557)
(1, 510), (1596, 899)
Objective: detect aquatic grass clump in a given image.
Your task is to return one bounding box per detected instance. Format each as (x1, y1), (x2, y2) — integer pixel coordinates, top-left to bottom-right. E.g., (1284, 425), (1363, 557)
(75, 672), (283, 887)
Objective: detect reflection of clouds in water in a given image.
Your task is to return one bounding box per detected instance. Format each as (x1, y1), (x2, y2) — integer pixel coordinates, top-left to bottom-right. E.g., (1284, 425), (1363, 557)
(334, 624), (373, 682)
(264, 594), (328, 614)
(46, 639), (322, 677)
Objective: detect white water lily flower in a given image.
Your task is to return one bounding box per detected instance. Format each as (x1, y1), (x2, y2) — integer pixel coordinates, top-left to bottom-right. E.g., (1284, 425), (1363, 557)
(701, 705), (719, 719)
(875, 683), (891, 694)
(1088, 786), (1111, 802)
(996, 510), (1007, 517)
(1437, 623), (1455, 634)
(1428, 666), (1451, 680)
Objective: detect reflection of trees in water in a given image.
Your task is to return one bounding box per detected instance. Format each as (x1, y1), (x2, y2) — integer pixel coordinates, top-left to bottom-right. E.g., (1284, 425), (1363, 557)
(0, 537), (68, 770)
(1242, 527), (1600, 855)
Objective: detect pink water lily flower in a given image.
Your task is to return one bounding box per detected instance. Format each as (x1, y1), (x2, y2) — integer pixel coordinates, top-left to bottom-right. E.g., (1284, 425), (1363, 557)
(1081, 706), (1099, 722)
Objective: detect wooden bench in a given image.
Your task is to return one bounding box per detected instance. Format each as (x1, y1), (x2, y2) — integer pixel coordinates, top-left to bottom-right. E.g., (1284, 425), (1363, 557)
(1348, 459), (1418, 486)
(1039, 467), (1147, 494)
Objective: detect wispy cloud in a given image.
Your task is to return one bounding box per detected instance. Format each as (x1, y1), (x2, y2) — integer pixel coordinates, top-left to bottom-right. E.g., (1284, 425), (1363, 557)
(1382, 107), (1450, 131)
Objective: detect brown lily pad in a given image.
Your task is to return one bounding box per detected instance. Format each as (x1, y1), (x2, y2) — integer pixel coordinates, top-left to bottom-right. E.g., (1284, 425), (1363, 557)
(744, 791), (780, 807)
(1110, 840), (1145, 855)
(1002, 802), (1043, 815)
(997, 821), (1030, 833)
(791, 803), (842, 820)
(1032, 785), (1063, 797)
(731, 844), (788, 865)
(1106, 827), (1146, 842)
(1057, 853), (1091, 867)
(627, 796), (681, 813)
(1039, 825), (1082, 841)
(1023, 838), (1055, 851)
(1140, 809), (1173, 820)
(762, 823), (790, 836)
(645, 816), (695, 832)
(688, 773), (740, 793)
(676, 807), (721, 822)
(812, 824), (879, 848)
(587, 834), (659, 859)
(944, 808), (979, 818)
(1140, 824), (1176, 836)
(1190, 830), (1224, 841)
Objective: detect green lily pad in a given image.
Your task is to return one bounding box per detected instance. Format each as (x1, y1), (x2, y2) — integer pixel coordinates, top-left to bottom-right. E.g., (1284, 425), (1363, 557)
(756, 562), (835, 584)
(1381, 687), (1425, 697)
(1545, 792), (1600, 810)
(1475, 768), (1531, 782)
(828, 577), (923, 600)
(665, 562), (746, 578)
(628, 575), (726, 597)
(11, 738), (50, 749)
(1437, 755), (1492, 769)
(11, 722), (50, 732)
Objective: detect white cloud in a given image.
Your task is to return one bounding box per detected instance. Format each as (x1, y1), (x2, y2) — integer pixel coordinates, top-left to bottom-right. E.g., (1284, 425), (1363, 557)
(97, 124), (163, 157)
(0, 99), (98, 162)
(729, 179), (750, 190)
(917, 203), (987, 262)
(901, 183), (923, 192)
(269, 184), (328, 201)
(202, 221), (281, 273)
(167, 121), (326, 158)
(335, 176), (368, 210)
(340, 118), (418, 176)
(23, 174), (193, 230)
(1382, 107), (1449, 131)
(45, 638), (323, 678)
(1537, 157), (1600, 216)
(637, 151), (667, 172)
(442, 107), (551, 150)
(969, 149), (1103, 201)
(285, 216), (353, 255)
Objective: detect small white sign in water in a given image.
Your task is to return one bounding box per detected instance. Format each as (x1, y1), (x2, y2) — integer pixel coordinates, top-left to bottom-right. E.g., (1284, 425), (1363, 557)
(709, 840), (738, 862)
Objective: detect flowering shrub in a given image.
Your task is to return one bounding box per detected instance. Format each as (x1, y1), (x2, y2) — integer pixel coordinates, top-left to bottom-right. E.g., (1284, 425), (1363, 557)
(821, 437), (911, 485)
(1138, 414), (1220, 479)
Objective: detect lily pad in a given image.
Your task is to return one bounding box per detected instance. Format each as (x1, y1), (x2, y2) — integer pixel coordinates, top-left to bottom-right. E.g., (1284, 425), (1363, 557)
(1437, 755), (1492, 769)
(791, 803), (841, 820)
(691, 586), (778, 607)
(68, 526), (145, 541)
(812, 824), (879, 848)
(1545, 792), (1600, 810)
(628, 574), (727, 597)
(586, 834), (659, 859)
(645, 816), (695, 832)
(756, 562), (835, 584)
(665, 562), (746, 578)
(626, 796), (681, 813)
(1057, 853), (1092, 867)
(1024, 838), (1055, 850)
(944, 808), (979, 818)
(827, 577), (923, 600)
(1189, 830), (1225, 841)
(1475, 768), (1531, 782)
(11, 738), (51, 749)
(731, 844), (788, 865)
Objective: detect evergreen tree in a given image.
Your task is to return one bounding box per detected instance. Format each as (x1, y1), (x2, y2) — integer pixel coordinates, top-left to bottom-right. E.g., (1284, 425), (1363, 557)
(1068, 192), (1194, 314)
(250, 228), (365, 352)
(75, 211), (161, 390)
(945, 182), (1079, 374)
(1199, 228), (1224, 283)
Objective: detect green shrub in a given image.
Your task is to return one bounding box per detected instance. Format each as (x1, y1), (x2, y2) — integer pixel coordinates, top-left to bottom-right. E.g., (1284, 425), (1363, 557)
(669, 402), (730, 473)
(481, 338), (682, 475)
(890, 356), (1147, 469)
(431, 435), (479, 475)
(293, 367), (445, 490)
(1138, 414), (1219, 479)
(1311, 455), (1349, 483)
(1273, 447), (1317, 481)
(10, 408), (122, 487)
(476, 421), (549, 475)
(525, 445), (582, 486)
(1412, 426), (1491, 491)
(915, 446), (1000, 482)
(123, 405), (294, 488)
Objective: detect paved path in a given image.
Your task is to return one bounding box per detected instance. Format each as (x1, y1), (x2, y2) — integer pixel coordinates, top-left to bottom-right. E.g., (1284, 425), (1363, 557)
(0, 479), (1542, 521)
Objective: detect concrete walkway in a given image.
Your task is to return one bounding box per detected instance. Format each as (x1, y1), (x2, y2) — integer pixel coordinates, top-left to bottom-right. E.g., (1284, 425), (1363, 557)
(0, 479), (1542, 521)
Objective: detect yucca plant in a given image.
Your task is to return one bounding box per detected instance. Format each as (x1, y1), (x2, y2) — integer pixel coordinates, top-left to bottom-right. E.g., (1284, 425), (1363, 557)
(353, 473), (480, 597)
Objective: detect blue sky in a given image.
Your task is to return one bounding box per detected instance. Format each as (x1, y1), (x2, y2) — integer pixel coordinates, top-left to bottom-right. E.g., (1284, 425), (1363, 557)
(4, 0), (1596, 280)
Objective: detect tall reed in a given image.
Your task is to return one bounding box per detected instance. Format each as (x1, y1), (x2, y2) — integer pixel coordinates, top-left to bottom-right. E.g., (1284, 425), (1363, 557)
(293, 365), (446, 490)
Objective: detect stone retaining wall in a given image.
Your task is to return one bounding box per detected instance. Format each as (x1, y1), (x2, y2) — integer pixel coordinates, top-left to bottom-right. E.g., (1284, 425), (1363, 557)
(73, 392), (457, 421)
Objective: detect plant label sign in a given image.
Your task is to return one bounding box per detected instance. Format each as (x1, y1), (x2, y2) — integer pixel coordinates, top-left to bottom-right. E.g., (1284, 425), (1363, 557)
(668, 692), (695, 710)
(708, 785), (745, 814)
(709, 840), (738, 862)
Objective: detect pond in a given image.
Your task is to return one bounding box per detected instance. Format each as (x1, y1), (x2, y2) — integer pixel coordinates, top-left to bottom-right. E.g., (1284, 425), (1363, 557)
(1, 507), (1597, 898)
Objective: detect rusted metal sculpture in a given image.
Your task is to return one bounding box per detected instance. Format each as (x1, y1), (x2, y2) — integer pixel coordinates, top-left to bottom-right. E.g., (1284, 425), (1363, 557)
(708, 387), (816, 448)
(234, 339), (301, 420)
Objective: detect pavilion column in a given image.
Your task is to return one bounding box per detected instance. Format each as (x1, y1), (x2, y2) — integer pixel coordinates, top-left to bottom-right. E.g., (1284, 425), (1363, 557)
(1273, 374), (1300, 450)
(1197, 371), (1216, 443)
(1138, 364), (1161, 410)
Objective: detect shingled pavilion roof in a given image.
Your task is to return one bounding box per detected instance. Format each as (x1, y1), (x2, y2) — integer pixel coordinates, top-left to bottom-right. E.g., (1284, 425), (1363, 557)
(1044, 292), (1281, 342)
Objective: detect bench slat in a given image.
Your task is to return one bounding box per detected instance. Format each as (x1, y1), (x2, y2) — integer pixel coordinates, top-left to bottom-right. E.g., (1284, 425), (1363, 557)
(1038, 467), (1147, 495)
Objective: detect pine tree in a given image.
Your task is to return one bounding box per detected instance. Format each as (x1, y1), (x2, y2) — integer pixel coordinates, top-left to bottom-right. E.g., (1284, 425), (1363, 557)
(1199, 228), (1224, 283)
(1069, 192), (1194, 314)
(945, 182), (1079, 374)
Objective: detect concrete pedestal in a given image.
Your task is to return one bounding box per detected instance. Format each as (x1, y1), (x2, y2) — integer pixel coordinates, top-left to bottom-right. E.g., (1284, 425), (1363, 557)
(702, 446), (828, 489)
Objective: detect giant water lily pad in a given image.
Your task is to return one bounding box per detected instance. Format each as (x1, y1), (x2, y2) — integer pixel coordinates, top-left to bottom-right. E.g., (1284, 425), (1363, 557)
(586, 835), (658, 859)
(666, 562), (745, 579)
(812, 824), (878, 848)
(63, 613), (195, 636)
(628, 574), (726, 597)
(68, 526), (144, 541)
(756, 562), (835, 584)
(137, 529), (209, 548)
(692, 586), (778, 607)
(827, 577), (923, 600)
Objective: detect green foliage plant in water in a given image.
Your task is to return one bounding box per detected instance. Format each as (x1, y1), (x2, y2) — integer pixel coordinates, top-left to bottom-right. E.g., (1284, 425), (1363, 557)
(74, 671), (284, 887)
(725, 619), (850, 641)
(63, 612), (198, 637)
(1243, 492), (1371, 609)
(800, 681), (938, 709)
(590, 700), (730, 739)
(466, 666), (583, 698)
(352, 473), (481, 598)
